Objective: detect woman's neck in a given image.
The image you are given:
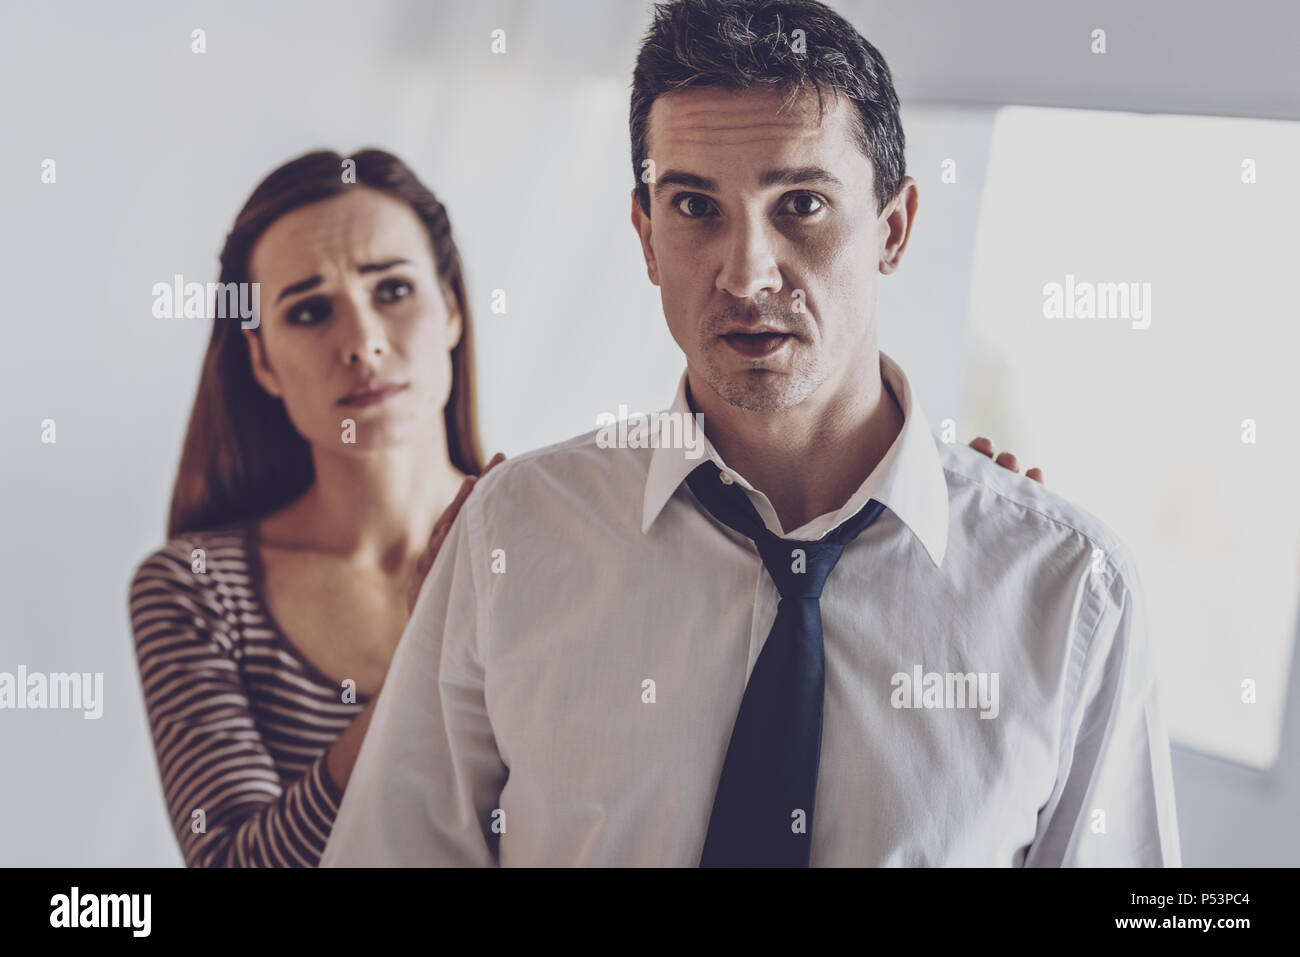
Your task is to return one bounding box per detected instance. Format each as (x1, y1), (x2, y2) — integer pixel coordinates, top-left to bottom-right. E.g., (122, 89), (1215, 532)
(264, 430), (466, 572)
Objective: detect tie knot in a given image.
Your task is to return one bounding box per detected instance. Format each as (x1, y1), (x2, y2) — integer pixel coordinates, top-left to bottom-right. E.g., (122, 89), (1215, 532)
(685, 460), (888, 601)
(755, 536), (844, 599)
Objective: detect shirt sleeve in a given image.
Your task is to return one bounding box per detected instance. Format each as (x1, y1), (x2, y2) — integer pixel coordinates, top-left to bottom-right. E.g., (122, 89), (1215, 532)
(321, 486), (507, 866)
(129, 545), (345, 867)
(1024, 549), (1182, 867)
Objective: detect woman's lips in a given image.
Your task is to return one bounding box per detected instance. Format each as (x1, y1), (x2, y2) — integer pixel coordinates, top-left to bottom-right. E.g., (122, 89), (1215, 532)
(720, 332), (794, 358)
(337, 381), (410, 407)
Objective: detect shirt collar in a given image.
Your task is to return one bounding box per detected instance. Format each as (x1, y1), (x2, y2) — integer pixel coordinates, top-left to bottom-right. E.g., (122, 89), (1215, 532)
(641, 350), (949, 568)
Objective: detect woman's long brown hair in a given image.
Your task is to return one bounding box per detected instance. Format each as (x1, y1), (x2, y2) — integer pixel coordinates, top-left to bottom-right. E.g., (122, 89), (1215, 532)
(166, 149), (485, 538)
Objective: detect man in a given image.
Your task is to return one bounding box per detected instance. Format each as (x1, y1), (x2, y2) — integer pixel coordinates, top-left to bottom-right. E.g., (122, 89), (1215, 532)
(322, 0), (1179, 866)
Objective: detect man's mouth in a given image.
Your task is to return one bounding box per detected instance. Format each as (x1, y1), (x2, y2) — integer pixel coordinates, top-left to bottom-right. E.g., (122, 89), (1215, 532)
(720, 331), (794, 358)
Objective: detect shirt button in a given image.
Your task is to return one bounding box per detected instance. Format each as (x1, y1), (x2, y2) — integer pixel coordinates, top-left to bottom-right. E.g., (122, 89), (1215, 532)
(719, 471), (734, 485)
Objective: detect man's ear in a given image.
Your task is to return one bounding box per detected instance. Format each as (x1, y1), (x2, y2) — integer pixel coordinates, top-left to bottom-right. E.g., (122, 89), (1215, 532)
(879, 175), (919, 276)
(441, 282), (464, 349)
(242, 328), (284, 399)
(630, 189), (660, 287)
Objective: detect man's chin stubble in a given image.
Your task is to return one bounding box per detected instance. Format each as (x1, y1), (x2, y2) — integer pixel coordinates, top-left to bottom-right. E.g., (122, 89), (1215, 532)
(701, 359), (822, 414)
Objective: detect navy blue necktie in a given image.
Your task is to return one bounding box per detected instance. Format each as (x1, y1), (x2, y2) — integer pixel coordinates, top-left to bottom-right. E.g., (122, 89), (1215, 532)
(687, 460), (887, 867)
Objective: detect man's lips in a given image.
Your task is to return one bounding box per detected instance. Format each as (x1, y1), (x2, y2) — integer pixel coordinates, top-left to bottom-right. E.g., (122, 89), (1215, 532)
(719, 330), (795, 358)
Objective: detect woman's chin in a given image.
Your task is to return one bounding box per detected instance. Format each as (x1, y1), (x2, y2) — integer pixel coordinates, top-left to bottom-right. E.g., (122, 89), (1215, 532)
(316, 408), (440, 453)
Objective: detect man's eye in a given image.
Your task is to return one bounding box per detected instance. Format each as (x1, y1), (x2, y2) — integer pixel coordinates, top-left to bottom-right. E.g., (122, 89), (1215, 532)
(375, 277), (413, 303)
(675, 194), (715, 218)
(782, 192), (825, 216)
(286, 297), (330, 325)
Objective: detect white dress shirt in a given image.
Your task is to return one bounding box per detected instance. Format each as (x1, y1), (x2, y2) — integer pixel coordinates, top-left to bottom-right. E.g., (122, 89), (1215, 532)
(322, 351), (1181, 867)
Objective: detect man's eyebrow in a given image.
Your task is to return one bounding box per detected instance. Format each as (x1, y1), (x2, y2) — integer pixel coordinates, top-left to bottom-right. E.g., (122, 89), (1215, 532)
(651, 167), (844, 200)
(758, 166), (845, 190)
(273, 259), (411, 304)
(653, 170), (719, 198)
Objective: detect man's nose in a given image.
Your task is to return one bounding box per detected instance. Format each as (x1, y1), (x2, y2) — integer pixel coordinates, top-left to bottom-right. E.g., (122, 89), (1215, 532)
(716, 217), (783, 301)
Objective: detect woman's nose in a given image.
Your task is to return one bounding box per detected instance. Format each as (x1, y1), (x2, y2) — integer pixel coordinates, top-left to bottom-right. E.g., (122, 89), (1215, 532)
(347, 335), (385, 365)
(338, 298), (388, 366)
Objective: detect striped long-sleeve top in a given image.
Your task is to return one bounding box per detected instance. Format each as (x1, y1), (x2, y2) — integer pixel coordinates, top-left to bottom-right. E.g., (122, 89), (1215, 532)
(128, 523), (372, 867)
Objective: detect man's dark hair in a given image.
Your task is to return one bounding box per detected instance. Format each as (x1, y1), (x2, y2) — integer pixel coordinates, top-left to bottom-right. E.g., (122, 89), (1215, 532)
(630, 0), (906, 216)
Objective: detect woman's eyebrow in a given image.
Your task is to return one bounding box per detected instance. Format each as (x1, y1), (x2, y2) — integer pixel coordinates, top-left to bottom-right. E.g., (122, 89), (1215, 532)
(274, 259), (412, 305)
(275, 275), (322, 304)
(356, 258), (411, 274)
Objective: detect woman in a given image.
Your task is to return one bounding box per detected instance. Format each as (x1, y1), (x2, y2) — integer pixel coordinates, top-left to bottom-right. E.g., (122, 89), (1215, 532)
(129, 147), (1039, 867)
(128, 149), (501, 866)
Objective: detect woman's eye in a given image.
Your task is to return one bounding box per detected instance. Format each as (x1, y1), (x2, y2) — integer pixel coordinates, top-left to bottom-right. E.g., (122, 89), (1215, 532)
(675, 194), (715, 218)
(782, 192), (824, 216)
(286, 297), (330, 325)
(375, 277), (414, 303)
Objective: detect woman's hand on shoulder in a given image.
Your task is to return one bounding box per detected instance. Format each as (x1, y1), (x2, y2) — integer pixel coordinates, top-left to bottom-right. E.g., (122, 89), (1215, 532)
(968, 436), (1043, 484)
(407, 453), (507, 613)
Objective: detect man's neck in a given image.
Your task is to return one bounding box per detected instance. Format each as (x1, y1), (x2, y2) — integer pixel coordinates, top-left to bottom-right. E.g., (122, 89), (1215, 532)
(688, 358), (905, 533)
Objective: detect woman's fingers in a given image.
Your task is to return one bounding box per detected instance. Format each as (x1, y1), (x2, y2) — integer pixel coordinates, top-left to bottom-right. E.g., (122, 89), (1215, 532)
(442, 474), (479, 527)
(406, 456), (507, 612)
(408, 474), (478, 612)
(968, 436), (1045, 484)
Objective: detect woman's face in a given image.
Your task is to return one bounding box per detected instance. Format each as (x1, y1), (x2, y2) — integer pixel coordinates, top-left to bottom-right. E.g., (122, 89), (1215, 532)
(244, 187), (461, 453)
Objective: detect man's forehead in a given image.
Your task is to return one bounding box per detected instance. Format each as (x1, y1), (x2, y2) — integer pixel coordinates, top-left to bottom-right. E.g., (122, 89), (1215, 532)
(646, 86), (861, 175)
